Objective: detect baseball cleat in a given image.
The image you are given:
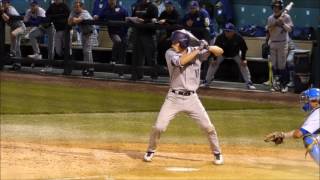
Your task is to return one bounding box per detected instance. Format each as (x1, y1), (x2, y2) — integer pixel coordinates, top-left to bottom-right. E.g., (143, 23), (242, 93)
(213, 153), (224, 165)
(246, 83), (256, 90)
(28, 53), (42, 60)
(143, 151), (155, 162)
(281, 86), (288, 93)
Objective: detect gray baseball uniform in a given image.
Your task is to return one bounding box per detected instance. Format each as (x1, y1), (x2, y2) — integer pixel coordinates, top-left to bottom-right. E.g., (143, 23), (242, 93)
(146, 46), (222, 155)
(4, 6), (26, 58)
(267, 13), (293, 70)
(69, 10), (94, 69)
(28, 7), (56, 61)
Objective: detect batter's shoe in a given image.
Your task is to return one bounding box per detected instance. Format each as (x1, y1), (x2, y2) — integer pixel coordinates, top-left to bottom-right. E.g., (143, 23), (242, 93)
(143, 151), (155, 162)
(213, 153), (224, 165)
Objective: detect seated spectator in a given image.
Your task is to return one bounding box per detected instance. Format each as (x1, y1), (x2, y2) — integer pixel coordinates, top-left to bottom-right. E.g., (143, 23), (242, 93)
(96, 0), (128, 78)
(28, 0), (70, 73)
(204, 23), (256, 90)
(68, 1), (95, 77)
(23, 0), (46, 53)
(1, 0), (26, 70)
(24, 0), (46, 28)
(157, 0), (180, 66)
(182, 0), (210, 41)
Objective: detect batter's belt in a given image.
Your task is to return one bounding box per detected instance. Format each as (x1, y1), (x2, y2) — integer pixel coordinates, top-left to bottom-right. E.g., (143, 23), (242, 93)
(171, 90), (195, 96)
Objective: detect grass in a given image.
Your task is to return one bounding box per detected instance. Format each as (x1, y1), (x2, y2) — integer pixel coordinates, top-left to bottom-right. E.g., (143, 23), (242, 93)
(1, 80), (291, 114)
(0, 79), (305, 148)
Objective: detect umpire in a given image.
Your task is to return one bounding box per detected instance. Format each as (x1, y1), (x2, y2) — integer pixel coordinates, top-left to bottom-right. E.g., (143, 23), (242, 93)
(131, 0), (158, 80)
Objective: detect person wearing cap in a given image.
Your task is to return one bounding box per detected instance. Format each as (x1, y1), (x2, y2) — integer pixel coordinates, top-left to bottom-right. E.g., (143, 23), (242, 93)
(23, 0), (46, 63)
(204, 23), (256, 90)
(28, 0), (71, 73)
(1, 0), (26, 70)
(143, 29), (224, 165)
(24, 1), (46, 28)
(182, 0), (210, 41)
(157, 0), (180, 66)
(266, 0), (293, 93)
(68, 1), (95, 77)
(130, 0), (159, 80)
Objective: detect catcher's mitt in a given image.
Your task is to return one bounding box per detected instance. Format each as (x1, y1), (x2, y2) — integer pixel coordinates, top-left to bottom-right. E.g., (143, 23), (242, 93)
(264, 132), (285, 145)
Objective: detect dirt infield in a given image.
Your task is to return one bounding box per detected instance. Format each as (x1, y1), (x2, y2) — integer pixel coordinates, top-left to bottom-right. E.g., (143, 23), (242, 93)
(1, 139), (319, 180)
(1, 72), (298, 104)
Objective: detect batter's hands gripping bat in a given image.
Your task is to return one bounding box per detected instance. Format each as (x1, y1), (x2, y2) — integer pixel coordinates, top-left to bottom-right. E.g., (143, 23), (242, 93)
(176, 29), (223, 56)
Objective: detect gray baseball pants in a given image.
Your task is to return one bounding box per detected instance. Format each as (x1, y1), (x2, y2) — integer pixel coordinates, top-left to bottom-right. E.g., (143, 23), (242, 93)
(29, 25), (56, 61)
(81, 33), (94, 70)
(10, 25), (26, 58)
(147, 91), (222, 155)
(270, 42), (288, 70)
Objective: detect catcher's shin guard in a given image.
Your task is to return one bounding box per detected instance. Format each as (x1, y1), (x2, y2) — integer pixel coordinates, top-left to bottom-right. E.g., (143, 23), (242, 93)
(303, 135), (320, 165)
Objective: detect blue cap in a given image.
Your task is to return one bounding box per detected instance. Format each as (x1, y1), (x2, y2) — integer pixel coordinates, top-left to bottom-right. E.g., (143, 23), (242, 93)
(189, 1), (199, 8)
(223, 23), (236, 32)
(30, 0), (38, 5)
(3, 0), (11, 3)
(164, 0), (173, 5)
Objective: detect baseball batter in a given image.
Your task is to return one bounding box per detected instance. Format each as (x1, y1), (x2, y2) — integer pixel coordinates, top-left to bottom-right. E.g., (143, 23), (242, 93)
(143, 29), (224, 165)
(266, 0), (293, 93)
(265, 88), (320, 165)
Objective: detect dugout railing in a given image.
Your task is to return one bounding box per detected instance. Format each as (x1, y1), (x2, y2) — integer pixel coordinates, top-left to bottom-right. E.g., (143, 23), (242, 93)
(0, 17), (210, 77)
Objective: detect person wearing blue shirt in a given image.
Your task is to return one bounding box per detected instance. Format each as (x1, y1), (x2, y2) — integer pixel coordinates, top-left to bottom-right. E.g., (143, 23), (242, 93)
(96, 0), (128, 78)
(92, 0), (108, 18)
(182, 1), (210, 41)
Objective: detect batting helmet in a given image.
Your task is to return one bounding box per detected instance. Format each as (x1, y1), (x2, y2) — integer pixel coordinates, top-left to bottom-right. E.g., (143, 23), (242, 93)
(170, 30), (190, 49)
(300, 88), (320, 112)
(271, 0), (284, 9)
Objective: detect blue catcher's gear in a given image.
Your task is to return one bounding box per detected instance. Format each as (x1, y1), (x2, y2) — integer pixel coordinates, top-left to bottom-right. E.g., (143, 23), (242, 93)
(170, 30), (190, 49)
(303, 135), (320, 165)
(300, 88), (320, 112)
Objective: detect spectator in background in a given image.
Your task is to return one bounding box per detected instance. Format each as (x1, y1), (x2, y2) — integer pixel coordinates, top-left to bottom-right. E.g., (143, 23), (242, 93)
(130, 0), (158, 80)
(204, 23), (256, 90)
(46, 0), (70, 59)
(92, 0), (108, 47)
(154, 0), (165, 16)
(28, 0), (70, 73)
(266, 0), (293, 93)
(92, 0), (108, 18)
(157, 0), (180, 66)
(68, 1), (95, 76)
(96, 0), (128, 78)
(1, 0), (26, 70)
(182, 1), (210, 41)
(24, 0), (46, 28)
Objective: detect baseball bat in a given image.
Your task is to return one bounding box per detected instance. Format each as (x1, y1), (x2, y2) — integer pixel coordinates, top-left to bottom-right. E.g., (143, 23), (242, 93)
(281, 2), (294, 17)
(267, 2), (294, 86)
